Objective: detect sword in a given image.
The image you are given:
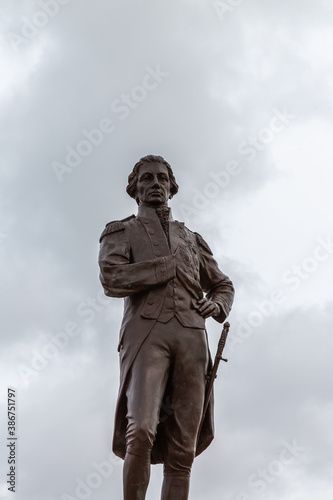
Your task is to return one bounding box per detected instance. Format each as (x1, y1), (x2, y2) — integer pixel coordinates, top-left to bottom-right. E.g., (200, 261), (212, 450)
(197, 321), (230, 441)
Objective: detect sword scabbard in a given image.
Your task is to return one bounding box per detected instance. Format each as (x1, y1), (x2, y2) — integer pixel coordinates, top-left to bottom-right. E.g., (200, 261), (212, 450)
(197, 322), (230, 443)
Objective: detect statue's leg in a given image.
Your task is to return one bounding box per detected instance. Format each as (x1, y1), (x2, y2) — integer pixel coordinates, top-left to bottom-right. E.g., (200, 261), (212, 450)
(123, 452), (151, 500)
(123, 325), (171, 500)
(161, 475), (190, 500)
(161, 319), (209, 500)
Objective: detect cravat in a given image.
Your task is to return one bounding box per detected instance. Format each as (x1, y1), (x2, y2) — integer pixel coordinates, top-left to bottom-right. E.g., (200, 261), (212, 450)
(155, 207), (170, 239)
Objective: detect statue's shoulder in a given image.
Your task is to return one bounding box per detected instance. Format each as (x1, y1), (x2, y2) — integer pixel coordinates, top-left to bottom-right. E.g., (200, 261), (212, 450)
(99, 215), (136, 243)
(174, 221), (212, 254)
(193, 230), (214, 255)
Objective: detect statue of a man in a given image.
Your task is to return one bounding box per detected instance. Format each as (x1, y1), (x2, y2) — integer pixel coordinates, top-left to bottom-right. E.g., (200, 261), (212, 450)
(98, 155), (234, 500)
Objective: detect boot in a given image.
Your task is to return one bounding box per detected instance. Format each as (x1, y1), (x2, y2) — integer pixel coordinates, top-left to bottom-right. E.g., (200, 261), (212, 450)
(123, 452), (150, 500)
(161, 475), (190, 500)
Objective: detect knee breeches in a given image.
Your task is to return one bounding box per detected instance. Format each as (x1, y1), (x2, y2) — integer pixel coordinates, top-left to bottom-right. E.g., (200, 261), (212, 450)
(125, 317), (209, 476)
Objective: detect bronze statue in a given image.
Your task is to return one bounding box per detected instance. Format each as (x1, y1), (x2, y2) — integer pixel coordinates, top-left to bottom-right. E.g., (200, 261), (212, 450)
(98, 155), (234, 500)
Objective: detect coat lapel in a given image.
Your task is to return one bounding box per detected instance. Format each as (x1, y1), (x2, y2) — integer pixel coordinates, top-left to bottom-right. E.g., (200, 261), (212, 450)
(169, 220), (183, 254)
(137, 205), (170, 257)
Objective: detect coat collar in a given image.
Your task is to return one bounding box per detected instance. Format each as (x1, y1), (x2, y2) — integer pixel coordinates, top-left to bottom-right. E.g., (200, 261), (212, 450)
(137, 204), (174, 221)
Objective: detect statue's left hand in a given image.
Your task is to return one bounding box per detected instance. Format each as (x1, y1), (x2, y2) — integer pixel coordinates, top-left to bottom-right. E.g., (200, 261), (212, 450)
(196, 298), (220, 318)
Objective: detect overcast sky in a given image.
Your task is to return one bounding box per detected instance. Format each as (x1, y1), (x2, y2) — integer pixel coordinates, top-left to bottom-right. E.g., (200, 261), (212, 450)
(1, 1), (333, 499)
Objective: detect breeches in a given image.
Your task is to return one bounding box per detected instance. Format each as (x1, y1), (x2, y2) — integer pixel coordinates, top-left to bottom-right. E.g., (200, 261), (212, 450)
(125, 317), (209, 476)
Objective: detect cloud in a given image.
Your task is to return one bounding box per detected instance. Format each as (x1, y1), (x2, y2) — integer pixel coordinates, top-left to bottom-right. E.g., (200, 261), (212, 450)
(1, 1), (333, 499)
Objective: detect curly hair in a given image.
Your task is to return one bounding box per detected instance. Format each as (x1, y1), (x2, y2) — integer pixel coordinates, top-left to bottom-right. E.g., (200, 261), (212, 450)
(126, 154), (179, 205)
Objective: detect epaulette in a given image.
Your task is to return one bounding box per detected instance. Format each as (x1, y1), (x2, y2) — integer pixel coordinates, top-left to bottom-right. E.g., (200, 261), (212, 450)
(194, 232), (213, 255)
(99, 215), (135, 243)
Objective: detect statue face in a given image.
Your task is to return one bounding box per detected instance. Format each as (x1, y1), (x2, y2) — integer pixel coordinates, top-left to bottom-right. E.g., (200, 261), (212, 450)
(136, 162), (171, 206)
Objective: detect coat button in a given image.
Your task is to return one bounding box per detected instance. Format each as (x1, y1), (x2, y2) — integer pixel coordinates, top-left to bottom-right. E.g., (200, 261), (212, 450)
(144, 310), (151, 316)
(155, 251), (162, 256)
(147, 298), (154, 305)
(148, 229), (155, 235)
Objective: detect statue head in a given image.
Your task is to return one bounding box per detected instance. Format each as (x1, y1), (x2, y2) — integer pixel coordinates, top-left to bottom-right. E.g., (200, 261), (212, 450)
(126, 154), (179, 206)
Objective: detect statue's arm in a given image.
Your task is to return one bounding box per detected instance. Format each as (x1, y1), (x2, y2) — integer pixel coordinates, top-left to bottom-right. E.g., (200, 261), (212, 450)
(195, 233), (235, 323)
(98, 226), (176, 298)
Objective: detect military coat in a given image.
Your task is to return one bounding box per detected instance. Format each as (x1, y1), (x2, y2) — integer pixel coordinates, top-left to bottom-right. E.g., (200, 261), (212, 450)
(98, 205), (234, 463)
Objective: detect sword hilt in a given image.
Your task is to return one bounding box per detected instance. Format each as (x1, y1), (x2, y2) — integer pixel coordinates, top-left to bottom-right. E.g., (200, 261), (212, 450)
(216, 322), (230, 357)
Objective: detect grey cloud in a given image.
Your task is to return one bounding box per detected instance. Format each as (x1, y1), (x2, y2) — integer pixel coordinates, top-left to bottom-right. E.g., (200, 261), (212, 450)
(1, 1), (333, 499)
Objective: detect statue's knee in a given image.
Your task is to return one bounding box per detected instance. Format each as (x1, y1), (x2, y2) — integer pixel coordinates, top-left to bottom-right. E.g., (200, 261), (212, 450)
(126, 418), (156, 456)
(164, 451), (194, 477)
